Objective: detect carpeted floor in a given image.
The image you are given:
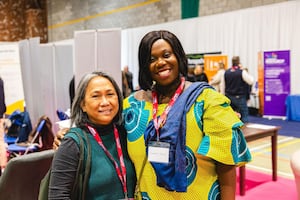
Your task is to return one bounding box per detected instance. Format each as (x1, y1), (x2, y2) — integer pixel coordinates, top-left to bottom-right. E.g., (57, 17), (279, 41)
(248, 115), (300, 138)
(236, 169), (297, 199)
(236, 114), (299, 199)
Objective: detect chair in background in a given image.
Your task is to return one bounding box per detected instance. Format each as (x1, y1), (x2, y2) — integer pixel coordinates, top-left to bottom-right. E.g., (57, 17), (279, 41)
(27, 115), (55, 152)
(6, 110), (32, 143)
(0, 149), (55, 200)
(7, 115), (54, 157)
(4, 135), (17, 144)
(7, 118), (45, 156)
(291, 149), (300, 200)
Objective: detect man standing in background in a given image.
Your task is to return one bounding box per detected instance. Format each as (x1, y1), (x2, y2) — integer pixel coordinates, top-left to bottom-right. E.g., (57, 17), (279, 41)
(0, 77), (6, 118)
(122, 65), (134, 97)
(221, 56), (254, 123)
(0, 76), (6, 173)
(123, 66), (133, 92)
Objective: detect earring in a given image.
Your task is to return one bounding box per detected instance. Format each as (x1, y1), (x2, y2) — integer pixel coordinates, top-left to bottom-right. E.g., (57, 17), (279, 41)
(151, 80), (156, 90)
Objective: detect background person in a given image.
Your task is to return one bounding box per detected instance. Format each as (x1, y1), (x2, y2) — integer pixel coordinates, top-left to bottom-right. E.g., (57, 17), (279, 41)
(193, 63), (208, 82)
(221, 56), (254, 123)
(122, 69), (130, 98)
(69, 76), (75, 107)
(49, 72), (136, 199)
(209, 61), (226, 93)
(186, 64), (196, 82)
(123, 66), (134, 92)
(122, 65), (134, 98)
(0, 77), (6, 172)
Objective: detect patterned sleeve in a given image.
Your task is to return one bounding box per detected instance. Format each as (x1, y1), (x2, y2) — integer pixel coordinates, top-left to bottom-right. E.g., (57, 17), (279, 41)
(196, 88), (252, 166)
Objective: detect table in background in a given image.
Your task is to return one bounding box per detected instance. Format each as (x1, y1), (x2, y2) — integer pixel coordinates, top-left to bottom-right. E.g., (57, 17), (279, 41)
(286, 94), (300, 122)
(239, 123), (281, 196)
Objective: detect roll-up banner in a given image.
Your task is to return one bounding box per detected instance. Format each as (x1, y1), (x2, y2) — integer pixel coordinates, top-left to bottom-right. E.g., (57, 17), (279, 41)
(263, 50), (290, 118)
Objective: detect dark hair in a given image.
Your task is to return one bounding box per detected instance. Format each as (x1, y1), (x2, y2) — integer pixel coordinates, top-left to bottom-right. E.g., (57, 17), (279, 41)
(138, 30), (188, 90)
(232, 56), (240, 66)
(70, 71), (123, 128)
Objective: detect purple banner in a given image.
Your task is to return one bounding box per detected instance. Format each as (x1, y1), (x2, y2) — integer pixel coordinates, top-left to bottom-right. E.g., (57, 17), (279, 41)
(263, 50), (290, 117)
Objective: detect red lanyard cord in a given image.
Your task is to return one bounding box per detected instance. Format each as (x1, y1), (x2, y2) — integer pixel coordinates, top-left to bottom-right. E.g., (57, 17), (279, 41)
(87, 125), (128, 198)
(152, 77), (185, 140)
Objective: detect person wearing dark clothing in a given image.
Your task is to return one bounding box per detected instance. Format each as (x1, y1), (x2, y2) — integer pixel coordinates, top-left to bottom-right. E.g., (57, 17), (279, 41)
(194, 64), (208, 82)
(0, 77), (6, 171)
(69, 76), (75, 107)
(222, 56), (254, 123)
(122, 66), (134, 97)
(186, 65), (196, 82)
(123, 66), (133, 92)
(49, 72), (136, 199)
(0, 77), (6, 117)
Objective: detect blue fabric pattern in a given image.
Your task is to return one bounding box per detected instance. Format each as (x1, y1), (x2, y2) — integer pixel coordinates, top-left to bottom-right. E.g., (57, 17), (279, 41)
(123, 95), (149, 142)
(208, 181), (220, 200)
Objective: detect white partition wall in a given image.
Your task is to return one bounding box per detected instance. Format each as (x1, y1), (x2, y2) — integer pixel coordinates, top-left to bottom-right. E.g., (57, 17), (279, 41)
(19, 29), (120, 131)
(38, 44), (56, 124)
(54, 43), (74, 112)
(19, 38), (41, 124)
(19, 38), (74, 130)
(0, 42), (24, 114)
(74, 28), (122, 90)
(74, 30), (96, 86)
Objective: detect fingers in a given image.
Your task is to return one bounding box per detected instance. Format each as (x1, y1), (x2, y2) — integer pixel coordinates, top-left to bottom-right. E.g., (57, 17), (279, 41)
(57, 128), (69, 139)
(53, 137), (61, 150)
(53, 128), (69, 150)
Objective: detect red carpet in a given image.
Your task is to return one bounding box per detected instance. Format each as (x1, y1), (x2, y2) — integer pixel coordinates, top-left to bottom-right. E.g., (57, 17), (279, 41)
(236, 169), (297, 199)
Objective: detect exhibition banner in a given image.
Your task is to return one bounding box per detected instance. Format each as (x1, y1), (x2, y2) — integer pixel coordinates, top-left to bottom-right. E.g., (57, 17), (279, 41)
(257, 51), (264, 115)
(263, 50), (290, 117)
(186, 52), (223, 81)
(204, 54), (227, 81)
(0, 43), (25, 114)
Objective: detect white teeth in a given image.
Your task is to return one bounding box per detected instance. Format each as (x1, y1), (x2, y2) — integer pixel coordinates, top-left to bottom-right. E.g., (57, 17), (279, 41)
(158, 70), (170, 76)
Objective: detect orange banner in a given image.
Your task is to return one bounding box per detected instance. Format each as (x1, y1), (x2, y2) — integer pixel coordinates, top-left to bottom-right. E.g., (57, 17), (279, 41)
(204, 54), (228, 81)
(257, 51), (264, 115)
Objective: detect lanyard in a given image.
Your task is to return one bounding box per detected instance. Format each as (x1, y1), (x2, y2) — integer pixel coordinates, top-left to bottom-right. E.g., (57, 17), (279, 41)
(152, 77), (185, 140)
(87, 125), (128, 199)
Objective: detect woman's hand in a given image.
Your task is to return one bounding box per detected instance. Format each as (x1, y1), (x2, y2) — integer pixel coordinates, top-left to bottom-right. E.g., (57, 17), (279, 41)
(53, 128), (69, 150)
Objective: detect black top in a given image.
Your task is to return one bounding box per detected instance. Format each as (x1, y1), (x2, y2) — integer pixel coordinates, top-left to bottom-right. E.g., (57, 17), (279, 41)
(0, 78), (6, 117)
(194, 73), (208, 83)
(224, 68), (249, 96)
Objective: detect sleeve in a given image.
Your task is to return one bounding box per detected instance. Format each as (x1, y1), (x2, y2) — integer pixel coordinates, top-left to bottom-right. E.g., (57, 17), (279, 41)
(242, 70), (254, 85)
(197, 89), (252, 166)
(209, 71), (221, 85)
(48, 137), (80, 200)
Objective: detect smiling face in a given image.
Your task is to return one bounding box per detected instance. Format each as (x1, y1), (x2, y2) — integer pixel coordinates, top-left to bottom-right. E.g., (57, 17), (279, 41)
(149, 39), (179, 86)
(81, 76), (119, 125)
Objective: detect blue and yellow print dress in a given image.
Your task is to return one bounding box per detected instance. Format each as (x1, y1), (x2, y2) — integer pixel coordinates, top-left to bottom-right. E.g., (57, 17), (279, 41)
(123, 87), (252, 200)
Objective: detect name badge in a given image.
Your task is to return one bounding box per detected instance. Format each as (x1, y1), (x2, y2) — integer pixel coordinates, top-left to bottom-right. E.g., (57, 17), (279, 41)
(148, 141), (170, 163)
